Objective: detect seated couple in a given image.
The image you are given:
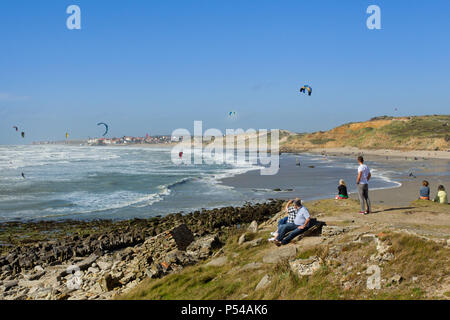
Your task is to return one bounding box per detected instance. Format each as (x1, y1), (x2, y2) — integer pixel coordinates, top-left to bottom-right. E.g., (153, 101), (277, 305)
(269, 199), (311, 246)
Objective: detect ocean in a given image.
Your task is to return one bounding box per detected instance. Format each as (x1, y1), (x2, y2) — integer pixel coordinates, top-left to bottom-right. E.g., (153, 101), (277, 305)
(0, 145), (410, 222)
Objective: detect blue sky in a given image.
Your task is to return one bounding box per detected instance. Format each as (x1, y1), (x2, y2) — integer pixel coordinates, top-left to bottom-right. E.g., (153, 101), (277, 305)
(1, 0), (449, 144)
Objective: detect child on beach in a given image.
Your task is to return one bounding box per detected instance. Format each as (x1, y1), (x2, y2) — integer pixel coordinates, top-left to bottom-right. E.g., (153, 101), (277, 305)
(433, 185), (448, 204)
(335, 179), (349, 199)
(419, 180), (430, 200)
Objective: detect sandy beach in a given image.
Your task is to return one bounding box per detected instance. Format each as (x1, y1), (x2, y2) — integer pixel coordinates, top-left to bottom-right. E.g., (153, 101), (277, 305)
(355, 175), (450, 208)
(221, 151), (450, 209)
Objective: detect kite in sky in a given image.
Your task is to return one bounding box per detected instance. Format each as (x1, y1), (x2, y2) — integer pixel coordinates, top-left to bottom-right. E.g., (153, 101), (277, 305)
(299, 85), (312, 96)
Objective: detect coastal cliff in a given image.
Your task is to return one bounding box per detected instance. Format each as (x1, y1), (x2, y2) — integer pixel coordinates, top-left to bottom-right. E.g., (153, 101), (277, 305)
(279, 115), (450, 153)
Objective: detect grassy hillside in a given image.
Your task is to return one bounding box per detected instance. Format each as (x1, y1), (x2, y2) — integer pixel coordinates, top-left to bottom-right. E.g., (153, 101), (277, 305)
(120, 199), (450, 300)
(280, 115), (450, 152)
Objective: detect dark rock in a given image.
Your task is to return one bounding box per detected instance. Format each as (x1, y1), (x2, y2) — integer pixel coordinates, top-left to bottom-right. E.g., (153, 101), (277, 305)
(169, 224), (195, 251)
(76, 254), (98, 271)
(99, 273), (121, 292)
(4, 280), (18, 290)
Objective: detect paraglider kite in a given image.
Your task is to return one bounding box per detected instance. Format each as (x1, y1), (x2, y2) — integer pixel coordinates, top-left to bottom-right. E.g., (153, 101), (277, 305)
(299, 85), (312, 96)
(97, 123), (109, 136)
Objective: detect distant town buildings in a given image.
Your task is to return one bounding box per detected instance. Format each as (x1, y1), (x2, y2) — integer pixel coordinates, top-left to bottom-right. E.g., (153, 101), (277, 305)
(33, 135), (181, 146)
(88, 135), (178, 146)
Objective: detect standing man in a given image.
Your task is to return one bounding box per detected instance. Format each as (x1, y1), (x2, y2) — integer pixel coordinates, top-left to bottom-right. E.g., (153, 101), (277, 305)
(357, 156), (371, 214)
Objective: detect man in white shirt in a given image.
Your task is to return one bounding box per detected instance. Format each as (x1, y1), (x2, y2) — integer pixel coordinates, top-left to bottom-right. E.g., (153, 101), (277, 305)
(274, 199), (311, 246)
(357, 156), (371, 214)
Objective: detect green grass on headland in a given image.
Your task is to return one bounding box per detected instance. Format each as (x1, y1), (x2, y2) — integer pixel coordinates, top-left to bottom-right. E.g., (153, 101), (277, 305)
(120, 197), (450, 301)
(280, 115), (450, 152)
(120, 229), (449, 300)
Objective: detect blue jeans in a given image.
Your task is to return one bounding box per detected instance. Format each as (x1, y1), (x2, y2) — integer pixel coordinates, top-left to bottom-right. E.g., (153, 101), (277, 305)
(276, 223), (298, 242)
(278, 217), (288, 227)
(276, 222), (310, 245)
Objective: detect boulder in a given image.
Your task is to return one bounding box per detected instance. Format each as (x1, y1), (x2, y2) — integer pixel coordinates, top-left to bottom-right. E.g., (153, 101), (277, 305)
(289, 257), (321, 276)
(3, 280), (18, 290)
(24, 270), (45, 281)
(99, 273), (121, 292)
(206, 256), (228, 267)
(146, 264), (163, 279)
(375, 238), (390, 254)
(77, 254), (98, 271)
(243, 238), (263, 248)
(321, 225), (346, 237)
(96, 261), (112, 271)
(168, 224), (195, 251)
(358, 233), (377, 243)
(87, 267), (100, 274)
(238, 233), (247, 245)
(186, 234), (221, 259)
(241, 262), (263, 271)
(119, 272), (136, 285)
(247, 221), (258, 233)
(263, 246), (297, 264)
(255, 274), (271, 290)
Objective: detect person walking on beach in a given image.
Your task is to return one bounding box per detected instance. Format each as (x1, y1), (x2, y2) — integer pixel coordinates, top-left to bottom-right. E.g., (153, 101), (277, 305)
(356, 156), (371, 214)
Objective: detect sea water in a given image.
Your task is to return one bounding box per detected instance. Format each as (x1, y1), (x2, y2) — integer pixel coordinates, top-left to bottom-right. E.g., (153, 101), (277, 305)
(0, 145), (406, 222)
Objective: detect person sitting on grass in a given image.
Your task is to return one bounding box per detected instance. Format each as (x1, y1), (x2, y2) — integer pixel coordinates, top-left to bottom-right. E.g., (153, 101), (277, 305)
(419, 180), (430, 200)
(433, 185), (448, 204)
(274, 199), (311, 246)
(269, 198), (299, 242)
(335, 179), (349, 199)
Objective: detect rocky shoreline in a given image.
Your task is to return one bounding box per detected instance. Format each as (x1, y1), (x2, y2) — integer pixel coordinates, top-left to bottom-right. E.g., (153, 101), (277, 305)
(0, 200), (284, 300)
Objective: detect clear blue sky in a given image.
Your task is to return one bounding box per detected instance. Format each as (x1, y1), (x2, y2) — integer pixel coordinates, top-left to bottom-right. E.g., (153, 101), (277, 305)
(1, 0), (449, 144)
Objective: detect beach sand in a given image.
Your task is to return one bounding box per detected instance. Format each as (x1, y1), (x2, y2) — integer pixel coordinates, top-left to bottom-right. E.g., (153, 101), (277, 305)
(354, 176), (450, 208)
(307, 147), (450, 160)
(221, 152), (450, 209)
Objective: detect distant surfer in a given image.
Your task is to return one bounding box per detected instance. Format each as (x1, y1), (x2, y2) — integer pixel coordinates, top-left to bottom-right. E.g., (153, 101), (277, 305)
(21, 172), (25, 179)
(179, 151), (183, 159)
